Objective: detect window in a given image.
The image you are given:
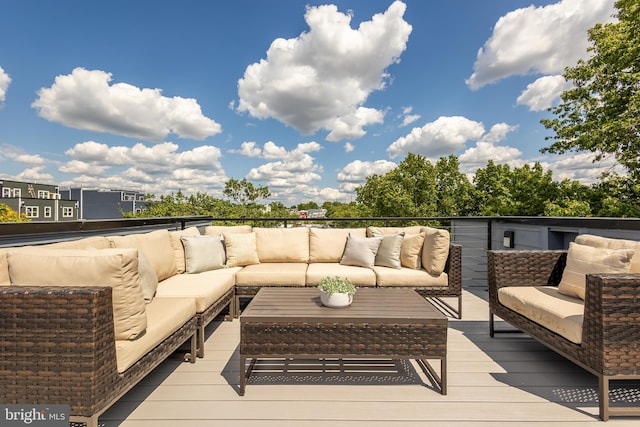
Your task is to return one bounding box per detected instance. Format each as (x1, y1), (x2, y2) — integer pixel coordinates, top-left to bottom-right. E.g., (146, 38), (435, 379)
(2, 188), (10, 197)
(62, 207), (74, 217)
(38, 190), (50, 199)
(25, 206), (39, 218)
(12, 188), (21, 197)
(44, 206), (52, 218)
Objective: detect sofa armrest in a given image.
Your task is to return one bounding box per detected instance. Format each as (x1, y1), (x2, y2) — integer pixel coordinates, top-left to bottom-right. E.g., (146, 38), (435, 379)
(583, 273), (640, 375)
(445, 243), (462, 291)
(0, 286), (119, 414)
(488, 249), (567, 291)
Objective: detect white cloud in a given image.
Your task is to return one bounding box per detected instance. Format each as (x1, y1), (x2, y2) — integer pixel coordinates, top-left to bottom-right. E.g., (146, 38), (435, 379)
(387, 116), (485, 159)
(547, 152), (625, 183)
(459, 141), (523, 173)
(517, 75), (572, 111)
(479, 123), (519, 144)
(237, 1), (411, 141)
(344, 142), (355, 153)
(0, 145), (45, 165)
(0, 66), (11, 103)
(32, 67), (222, 141)
(398, 106), (420, 127)
(337, 159), (397, 183)
(231, 141), (262, 157)
(15, 166), (54, 182)
(467, 0), (616, 90)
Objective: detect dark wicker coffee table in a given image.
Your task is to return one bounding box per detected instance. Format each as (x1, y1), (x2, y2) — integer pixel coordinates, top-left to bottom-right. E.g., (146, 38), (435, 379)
(239, 287), (447, 395)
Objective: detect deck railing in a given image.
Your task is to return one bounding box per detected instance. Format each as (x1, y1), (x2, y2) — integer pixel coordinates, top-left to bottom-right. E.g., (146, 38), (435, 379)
(2, 215), (640, 289)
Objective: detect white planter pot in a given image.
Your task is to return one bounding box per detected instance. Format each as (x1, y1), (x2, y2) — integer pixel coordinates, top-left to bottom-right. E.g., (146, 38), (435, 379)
(320, 290), (353, 308)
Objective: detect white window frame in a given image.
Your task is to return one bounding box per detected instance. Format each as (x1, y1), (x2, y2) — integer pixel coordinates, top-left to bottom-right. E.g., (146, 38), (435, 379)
(25, 206), (39, 218)
(38, 190), (50, 199)
(13, 188), (21, 197)
(2, 188), (10, 197)
(44, 206), (52, 218)
(62, 206), (74, 218)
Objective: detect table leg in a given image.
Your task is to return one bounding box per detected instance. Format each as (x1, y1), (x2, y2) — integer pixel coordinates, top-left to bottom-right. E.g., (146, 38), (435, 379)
(416, 357), (447, 395)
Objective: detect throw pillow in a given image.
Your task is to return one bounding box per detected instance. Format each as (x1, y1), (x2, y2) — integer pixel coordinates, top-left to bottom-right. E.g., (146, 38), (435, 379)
(339, 234), (383, 269)
(223, 232), (260, 267)
(138, 252), (159, 303)
(373, 232), (404, 269)
(421, 227), (450, 275)
(169, 226), (201, 274)
(557, 242), (634, 300)
(401, 232), (426, 269)
(181, 235), (226, 274)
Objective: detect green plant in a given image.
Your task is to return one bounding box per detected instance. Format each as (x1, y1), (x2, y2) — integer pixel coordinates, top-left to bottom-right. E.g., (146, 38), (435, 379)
(318, 276), (356, 296)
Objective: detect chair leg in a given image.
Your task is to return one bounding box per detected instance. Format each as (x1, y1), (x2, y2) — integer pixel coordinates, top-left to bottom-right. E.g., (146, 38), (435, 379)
(489, 311), (495, 337)
(599, 375), (609, 421)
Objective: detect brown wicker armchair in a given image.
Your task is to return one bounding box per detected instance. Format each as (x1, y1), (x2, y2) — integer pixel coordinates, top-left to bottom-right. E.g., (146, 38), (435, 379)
(488, 249), (640, 421)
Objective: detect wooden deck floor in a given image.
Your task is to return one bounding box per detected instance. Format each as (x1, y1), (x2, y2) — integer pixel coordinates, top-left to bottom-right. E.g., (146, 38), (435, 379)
(100, 289), (640, 426)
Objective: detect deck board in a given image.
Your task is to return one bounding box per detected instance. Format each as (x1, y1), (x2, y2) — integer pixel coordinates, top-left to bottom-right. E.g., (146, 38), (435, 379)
(100, 289), (640, 426)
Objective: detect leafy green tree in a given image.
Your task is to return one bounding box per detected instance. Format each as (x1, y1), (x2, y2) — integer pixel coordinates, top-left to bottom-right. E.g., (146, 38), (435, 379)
(590, 175), (640, 217)
(223, 178), (270, 206)
(541, 0), (640, 182)
(510, 163), (558, 215)
(471, 161), (515, 215)
(297, 201), (319, 211)
(434, 155), (474, 216)
(0, 203), (29, 222)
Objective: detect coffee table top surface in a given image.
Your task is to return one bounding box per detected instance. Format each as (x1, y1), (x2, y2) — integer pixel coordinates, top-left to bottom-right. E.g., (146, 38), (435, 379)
(240, 287), (447, 324)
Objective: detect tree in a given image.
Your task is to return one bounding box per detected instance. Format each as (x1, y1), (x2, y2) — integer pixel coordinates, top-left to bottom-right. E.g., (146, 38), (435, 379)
(541, 0), (640, 181)
(223, 178), (270, 206)
(471, 161), (514, 215)
(434, 155), (474, 216)
(0, 203), (29, 222)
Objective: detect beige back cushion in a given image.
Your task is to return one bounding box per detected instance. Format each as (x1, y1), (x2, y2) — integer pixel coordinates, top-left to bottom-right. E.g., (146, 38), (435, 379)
(421, 227), (450, 275)
(108, 230), (177, 281)
(204, 225), (252, 235)
(0, 249), (9, 285)
(367, 226), (423, 237)
(557, 242), (634, 300)
(169, 227), (201, 273)
(309, 228), (366, 263)
(7, 247), (147, 340)
(575, 234), (640, 273)
(223, 232), (260, 267)
(41, 236), (111, 250)
(254, 227), (310, 262)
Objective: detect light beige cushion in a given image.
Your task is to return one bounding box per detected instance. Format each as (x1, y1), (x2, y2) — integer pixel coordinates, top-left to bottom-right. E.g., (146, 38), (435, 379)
(115, 296), (195, 373)
(181, 235), (225, 274)
(575, 234), (640, 273)
(498, 286), (584, 344)
(108, 230), (177, 282)
(0, 249), (9, 285)
(401, 232), (425, 269)
(7, 247), (147, 340)
(374, 266), (448, 287)
(340, 234), (383, 269)
(309, 228), (367, 263)
(42, 236), (112, 250)
(557, 242), (634, 300)
(236, 263), (307, 286)
(204, 225), (252, 235)
(367, 226), (423, 237)
(156, 268), (238, 313)
(372, 232), (404, 269)
(138, 252), (158, 303)
(254, 227), (309, 262)
(306, 263), (377, 286)
(169, 227), (201, 273)
(421, 227), (450, 275)
(223, 232), (259, 267)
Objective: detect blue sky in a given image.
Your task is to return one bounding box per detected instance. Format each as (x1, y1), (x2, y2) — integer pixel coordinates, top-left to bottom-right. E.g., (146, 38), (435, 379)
(0, 0), (620, 206)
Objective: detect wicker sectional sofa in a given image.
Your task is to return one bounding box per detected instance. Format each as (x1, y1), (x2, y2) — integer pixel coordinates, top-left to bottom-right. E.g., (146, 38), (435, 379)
(488, 234), (640, 421)
(0, 224), (461, 427)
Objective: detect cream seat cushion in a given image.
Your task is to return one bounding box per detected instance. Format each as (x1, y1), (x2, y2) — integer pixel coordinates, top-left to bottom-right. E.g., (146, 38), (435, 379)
(156, 268), (239, 312)
(374, 267), (448, 287)
(7, 247), (147, 340)
(169, 227), (201, 273)
(306, 263), (377, 287)
(115, 296), (195, 373)
(0, 249), (10, 285)
(557, 242), (634, 300)
(236, 263), (307, 287)
(575, 234), (640, 273)
(108, 230), (177, 281)
(498, 286), (584, 344)
(309, 228), (366, 263)
(254, 227), (310, 262)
